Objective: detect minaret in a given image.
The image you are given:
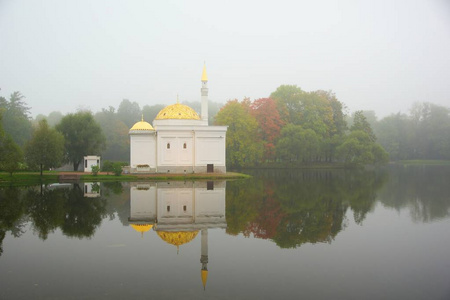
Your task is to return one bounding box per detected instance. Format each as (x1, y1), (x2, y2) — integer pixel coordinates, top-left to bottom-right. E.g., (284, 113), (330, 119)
(201, 64), (209, 124)
(200, 229), (209, 290)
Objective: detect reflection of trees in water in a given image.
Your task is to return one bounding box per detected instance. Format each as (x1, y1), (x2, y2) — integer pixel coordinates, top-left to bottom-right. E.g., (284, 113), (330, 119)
(0, 181), (135, 256)
(60, 184), (107, 238)
(379, 165), (450, 222)
(0, 183), (108, 256)
(25, 184), (108, 239)
(227, 169), (388, 248)
(0, 187), (28, 256)
(102, 182), (130, 226)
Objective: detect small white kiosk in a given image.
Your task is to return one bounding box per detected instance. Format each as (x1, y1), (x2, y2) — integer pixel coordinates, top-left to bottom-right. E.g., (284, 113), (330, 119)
(84, 156), (101, 173)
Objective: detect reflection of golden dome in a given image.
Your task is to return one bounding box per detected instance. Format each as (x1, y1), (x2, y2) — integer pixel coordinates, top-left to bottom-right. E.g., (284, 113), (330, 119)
(155, 103), (200, 120)
(131, 224), (153, 239)
(156, 231), (199, 247)
(131, 224), (153, 234)
(130, 119), (154, 131)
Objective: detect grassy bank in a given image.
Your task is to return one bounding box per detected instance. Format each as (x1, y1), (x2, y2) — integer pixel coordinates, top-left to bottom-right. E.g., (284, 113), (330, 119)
(242, 162), (347, 169)
(395, 160), (450, 166)
(0, 171), (250, 186)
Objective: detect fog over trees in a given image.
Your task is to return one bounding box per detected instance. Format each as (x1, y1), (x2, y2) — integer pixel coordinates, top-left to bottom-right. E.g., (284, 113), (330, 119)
(1, 87), (449, 172)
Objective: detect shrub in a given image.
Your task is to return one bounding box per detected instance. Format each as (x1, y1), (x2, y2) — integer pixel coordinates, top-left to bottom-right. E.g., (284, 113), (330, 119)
(101, 161), (115, 173)
(112, 162), (123, 176)
(91, 165), (100, 176)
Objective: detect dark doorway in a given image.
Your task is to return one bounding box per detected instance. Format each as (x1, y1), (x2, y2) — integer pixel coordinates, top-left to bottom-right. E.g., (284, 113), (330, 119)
(207, 164), (214, 173)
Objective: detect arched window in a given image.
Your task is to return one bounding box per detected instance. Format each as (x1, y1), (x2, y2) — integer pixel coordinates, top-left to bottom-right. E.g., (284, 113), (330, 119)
(167, 143), (170, 149)
(183, 142), (187, 149)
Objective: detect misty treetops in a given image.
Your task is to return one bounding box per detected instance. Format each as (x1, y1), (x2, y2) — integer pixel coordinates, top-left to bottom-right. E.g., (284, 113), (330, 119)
(1, 85), (450, 174)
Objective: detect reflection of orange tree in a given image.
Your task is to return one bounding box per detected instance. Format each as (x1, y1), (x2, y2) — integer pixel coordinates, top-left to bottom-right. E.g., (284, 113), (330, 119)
(226, 169), (387, 248)
(243, 182), (286, 239)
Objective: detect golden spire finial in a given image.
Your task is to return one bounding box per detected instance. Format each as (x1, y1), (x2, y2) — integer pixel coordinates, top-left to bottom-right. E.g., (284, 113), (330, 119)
(141, 114), (144, 122)
(201, 63), (208, 82)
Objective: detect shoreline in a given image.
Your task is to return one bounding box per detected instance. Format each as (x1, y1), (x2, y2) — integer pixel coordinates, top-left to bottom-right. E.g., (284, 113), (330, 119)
(0, 171), (251, 186)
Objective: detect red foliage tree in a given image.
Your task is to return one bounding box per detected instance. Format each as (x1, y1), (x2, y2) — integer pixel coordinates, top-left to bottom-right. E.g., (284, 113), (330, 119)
(250, 98), (285, 161)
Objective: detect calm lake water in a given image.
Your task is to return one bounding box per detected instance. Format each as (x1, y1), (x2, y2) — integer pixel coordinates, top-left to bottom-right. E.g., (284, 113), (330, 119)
(1, 166), (450, 299)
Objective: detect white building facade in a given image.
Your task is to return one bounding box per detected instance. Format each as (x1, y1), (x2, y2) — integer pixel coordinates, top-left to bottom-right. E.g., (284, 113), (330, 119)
(129, 66), (227, 174)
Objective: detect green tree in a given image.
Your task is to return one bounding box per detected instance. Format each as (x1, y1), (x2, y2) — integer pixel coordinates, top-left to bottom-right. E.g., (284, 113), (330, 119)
(351, 111), (376, 142)
(56, 112), (105, 171)
(336, 130), (388, 166)
(94, 107), (129, 161)
(0, 91), (32, 146)
(276, 124), (320, 163)
(25, 119), (65, 176)
(0, 135), (23, 175)
(376, 113), (411, 160)
(270, 85), (305, 124)
(117, 99), (141, 128)
(215, 99), (263, 168)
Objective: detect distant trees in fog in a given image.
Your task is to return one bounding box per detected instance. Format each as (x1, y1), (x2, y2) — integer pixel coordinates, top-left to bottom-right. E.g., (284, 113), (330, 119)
(215, 86), (388, 168)
(1, 88), (449, 173)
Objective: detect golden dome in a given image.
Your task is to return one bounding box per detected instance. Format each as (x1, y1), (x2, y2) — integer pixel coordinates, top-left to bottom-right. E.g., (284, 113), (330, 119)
(130, 118), (154, 131)
(155, 103), (200, 120)
(156, 231), (199, 247)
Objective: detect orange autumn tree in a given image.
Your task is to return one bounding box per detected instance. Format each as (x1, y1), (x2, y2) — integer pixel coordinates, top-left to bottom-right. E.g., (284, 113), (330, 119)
(250, 98), (285, 161)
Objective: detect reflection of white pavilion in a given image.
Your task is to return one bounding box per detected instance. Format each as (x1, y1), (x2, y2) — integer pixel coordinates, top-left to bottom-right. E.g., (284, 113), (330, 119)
(84, 182), (100, 198)
(128, 181), (226, 289)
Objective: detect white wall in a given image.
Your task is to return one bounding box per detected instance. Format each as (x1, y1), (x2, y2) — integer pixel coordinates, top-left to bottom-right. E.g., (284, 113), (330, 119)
(157, 133), (194, 167)
(130, 134), (156, 168)
(195, 132), (226, 167)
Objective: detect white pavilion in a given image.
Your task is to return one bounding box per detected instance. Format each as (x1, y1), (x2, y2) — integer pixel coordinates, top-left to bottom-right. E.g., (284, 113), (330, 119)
(129, 65), (227, 174)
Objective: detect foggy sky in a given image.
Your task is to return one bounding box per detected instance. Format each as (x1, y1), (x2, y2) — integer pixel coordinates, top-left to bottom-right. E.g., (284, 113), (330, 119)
(1, 0), (449, 118)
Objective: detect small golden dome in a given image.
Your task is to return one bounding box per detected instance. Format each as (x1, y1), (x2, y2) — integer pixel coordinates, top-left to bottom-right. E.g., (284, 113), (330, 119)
(130, 119), (154, 131)
(156, 231), (199, 247)
(155, 103), (200, 120)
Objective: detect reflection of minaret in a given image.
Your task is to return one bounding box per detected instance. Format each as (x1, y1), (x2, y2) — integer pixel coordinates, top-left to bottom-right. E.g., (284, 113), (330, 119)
(200, 229), (208, 290)
(128, 181), (226, 289)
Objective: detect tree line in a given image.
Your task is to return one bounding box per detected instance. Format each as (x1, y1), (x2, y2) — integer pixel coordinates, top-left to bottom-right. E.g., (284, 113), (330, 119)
(1, 87), (449, 174)
(0, 92), (222, 173)
(363, 103), (450, 161)
(214, 85), (389, 168)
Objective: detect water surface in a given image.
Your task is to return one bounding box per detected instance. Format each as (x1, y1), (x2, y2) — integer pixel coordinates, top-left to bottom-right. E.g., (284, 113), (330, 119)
(1, 166), (449, 299)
